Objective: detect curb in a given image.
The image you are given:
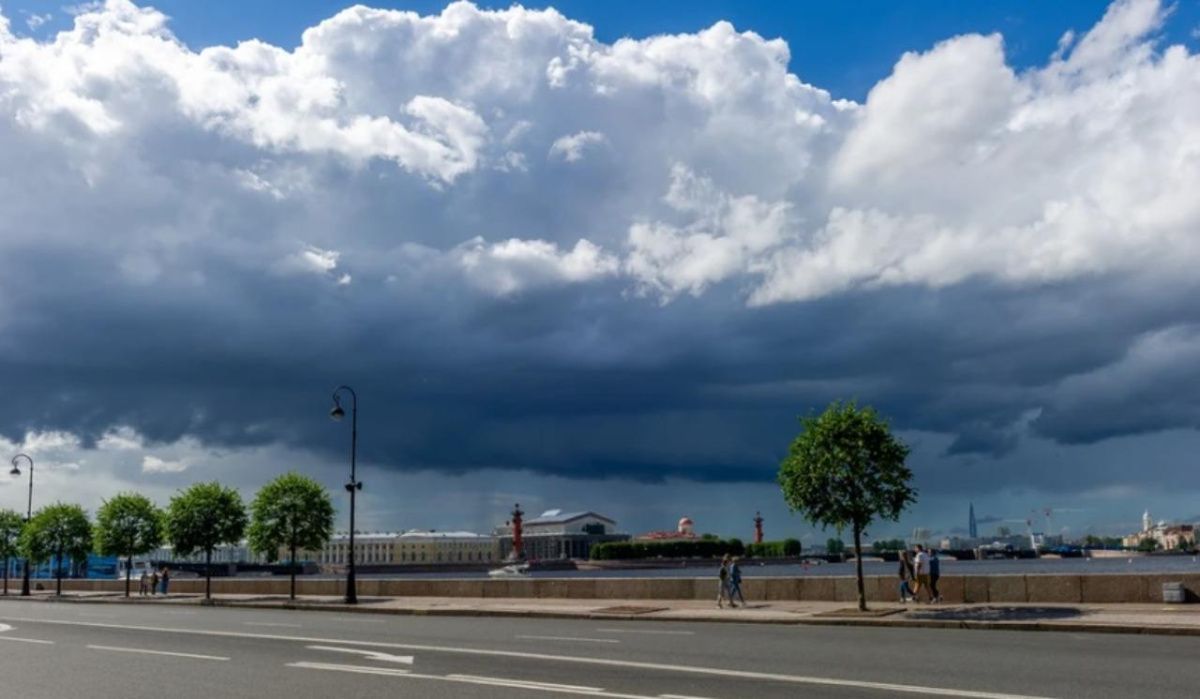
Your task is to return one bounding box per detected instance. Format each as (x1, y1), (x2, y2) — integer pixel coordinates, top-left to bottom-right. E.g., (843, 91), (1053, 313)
(3, 595), (1198, 637)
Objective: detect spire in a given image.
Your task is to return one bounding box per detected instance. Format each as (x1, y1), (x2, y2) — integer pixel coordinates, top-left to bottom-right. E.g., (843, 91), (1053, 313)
(969, 503), (978, 539)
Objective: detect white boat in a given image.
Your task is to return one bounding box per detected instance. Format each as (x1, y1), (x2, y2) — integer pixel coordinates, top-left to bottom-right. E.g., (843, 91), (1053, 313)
(488, 563), (531, 578)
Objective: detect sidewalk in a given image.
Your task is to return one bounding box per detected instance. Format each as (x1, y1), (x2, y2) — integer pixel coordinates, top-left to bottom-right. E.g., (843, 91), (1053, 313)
(4, 591), (1200, 636)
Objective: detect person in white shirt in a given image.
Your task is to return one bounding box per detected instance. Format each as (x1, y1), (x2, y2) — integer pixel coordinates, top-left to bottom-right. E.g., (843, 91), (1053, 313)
(913, 545), (931, 603)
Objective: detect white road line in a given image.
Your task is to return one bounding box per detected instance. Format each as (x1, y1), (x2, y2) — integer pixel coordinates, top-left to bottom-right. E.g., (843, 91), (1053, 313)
(244, 622), (302, 628)
(659, 694), (717, 699)
(288, 661), (411, 677)
(0, 636), (55, 644)
(86, 645), (229, 661)
(306, 645), (414, 664)
(516, 634), (620, 644)
(331, 616), (385, 624)
(447, 674), (605, 692)
(596, 628), (696, 636)
(2, 616), (1058, 699)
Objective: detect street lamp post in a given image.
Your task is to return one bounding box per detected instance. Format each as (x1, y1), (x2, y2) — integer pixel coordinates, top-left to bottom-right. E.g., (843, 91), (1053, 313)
(330, 386), (361, 605)
(9, 454), (33, 597)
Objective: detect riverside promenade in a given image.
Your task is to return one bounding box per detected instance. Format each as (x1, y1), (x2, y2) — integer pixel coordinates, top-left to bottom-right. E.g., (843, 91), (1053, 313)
(6, 588), (1200, 636)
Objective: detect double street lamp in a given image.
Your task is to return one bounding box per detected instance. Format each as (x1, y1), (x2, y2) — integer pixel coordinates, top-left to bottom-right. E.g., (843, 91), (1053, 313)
(9, 454), (33, 597)
(330, 386), (361, 605)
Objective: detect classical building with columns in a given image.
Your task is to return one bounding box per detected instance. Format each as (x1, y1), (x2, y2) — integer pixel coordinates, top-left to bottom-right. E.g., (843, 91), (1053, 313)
(494, 509), (628, 560)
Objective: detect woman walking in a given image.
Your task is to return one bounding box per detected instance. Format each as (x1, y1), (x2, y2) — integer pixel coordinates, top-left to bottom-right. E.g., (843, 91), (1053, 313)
(717, 554), (734, 608)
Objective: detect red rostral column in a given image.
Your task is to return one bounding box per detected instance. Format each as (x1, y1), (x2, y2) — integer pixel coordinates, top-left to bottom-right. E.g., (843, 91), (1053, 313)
(753, 511), (764, 544)
(511, 503), (525, 560)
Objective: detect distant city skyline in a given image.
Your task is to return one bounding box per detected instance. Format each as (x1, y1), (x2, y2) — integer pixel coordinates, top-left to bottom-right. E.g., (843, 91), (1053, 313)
(3, 1), (1200, 538)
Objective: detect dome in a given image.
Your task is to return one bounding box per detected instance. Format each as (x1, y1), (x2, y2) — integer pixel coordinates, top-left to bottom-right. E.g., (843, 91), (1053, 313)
(677, 517), (694, 534)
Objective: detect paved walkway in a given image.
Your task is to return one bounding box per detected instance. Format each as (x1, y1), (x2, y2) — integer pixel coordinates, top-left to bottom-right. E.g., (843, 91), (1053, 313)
(4, 590), (1200, 635)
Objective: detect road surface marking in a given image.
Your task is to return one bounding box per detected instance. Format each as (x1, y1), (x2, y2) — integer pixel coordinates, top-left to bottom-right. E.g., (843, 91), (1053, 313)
(447, 674), (605, 692)
(0, 622), (54, 644)
(516, 634), (620, 644)
(659, 695), (717, 699)
(0, 636), (55, 644)
(596, 628), (696, 636)
(244, 622), (302, 628)
(86, 645), (230, 661)
(2, 615), (1058, 699)
(288, 661), (411, 677)
(306, 645), (413, 664)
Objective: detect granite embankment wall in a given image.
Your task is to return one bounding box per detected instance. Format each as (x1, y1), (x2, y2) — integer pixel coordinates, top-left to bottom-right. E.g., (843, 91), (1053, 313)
(53, 574), (1200, 603)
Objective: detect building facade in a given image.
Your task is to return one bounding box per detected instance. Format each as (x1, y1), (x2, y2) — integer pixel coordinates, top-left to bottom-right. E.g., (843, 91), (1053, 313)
(495, 509), (629, 560)
(315, 531), (499, 567)
(1122, 510), (1196, 550)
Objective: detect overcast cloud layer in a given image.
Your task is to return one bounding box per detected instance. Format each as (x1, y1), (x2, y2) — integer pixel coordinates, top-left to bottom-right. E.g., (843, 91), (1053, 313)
(1, 0), (1199, 534)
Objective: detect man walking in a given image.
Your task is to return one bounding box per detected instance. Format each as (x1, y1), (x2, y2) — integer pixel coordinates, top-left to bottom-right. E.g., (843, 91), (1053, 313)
(928, 548), (941, 603)
(913, 545), (931, 603)
(717, 554), (734, 608)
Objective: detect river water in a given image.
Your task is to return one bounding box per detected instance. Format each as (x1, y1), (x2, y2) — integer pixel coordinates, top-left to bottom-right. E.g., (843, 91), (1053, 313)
(354, 555), (1200, 579)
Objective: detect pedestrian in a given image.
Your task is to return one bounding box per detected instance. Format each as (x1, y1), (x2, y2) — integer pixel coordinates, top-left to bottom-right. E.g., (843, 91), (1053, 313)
(913, 545), (931, 603)
(728, 556), (746, 607)
(149, 569), (159, 596)
(897, 550), (915, 603)
(928, 548), (941, 603)
(717, 554), (734, 608)
(160, 566), (171, 596)
(138, 570), (148, 596)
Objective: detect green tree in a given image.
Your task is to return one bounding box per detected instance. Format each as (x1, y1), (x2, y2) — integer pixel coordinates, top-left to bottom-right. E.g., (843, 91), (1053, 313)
(826, 538), (846, 555)
(20, 504), (92, 596)
(778, 401), (916, 611)
(95, 493), (165, 597)
(248, 473), (335, 600)
(167, 482), (247, 600)
(1136, 537), (1160, 553)
(0, 510), (24, 596)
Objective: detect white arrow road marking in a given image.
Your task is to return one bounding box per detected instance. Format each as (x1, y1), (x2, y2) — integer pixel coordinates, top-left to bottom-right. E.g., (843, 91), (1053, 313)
(306, 645), (414, 665)
(287, 663), (667, 699)
(0, 616), (1061, 699)
(87, 645), (229, 661)
(0, 622), (54, 644)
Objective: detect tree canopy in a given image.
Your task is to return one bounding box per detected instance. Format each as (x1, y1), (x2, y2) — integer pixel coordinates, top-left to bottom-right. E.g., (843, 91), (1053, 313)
(167, 482), (247, 599)
(248, 472), (334, 599)
(0, 509), (24, 595)
(779, 401), (915, 610)
(95, 493), (165, 597)
(20, 503), (92, 596)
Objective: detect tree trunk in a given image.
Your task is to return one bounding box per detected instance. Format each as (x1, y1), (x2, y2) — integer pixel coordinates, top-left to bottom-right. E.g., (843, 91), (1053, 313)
(125, 555), (133, 597)
(290, 541), (297, 601)
(205, 548), (212, 600)
(853, 523), (866, 612)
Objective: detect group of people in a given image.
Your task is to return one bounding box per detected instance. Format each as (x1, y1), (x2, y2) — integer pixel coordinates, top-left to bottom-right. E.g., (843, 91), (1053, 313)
(138, 567), (171, 597)
(716, 554), (745, 608)
(897, 544), (941, 603)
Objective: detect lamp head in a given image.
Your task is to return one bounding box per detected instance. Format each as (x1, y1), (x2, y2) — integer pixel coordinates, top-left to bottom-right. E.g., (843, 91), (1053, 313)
(9, 465), (19, 477)
(330, 399), (346, 422)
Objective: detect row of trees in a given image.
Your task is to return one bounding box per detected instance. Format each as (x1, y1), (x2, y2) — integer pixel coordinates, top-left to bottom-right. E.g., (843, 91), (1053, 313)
(0, 472), (334, 601)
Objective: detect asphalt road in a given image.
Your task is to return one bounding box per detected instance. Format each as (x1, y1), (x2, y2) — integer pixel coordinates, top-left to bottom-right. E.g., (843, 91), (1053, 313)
(0, 601), (1196, 699)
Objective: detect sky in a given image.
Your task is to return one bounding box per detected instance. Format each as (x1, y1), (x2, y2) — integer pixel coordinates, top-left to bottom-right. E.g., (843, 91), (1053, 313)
(1, 0), (1200, 545)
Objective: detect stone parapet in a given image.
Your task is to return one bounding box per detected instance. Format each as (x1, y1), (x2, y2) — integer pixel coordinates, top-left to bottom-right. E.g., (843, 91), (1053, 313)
(49, 572), (1200, 604)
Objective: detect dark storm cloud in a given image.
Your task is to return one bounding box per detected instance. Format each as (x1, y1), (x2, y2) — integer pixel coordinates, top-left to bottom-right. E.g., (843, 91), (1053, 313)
(2, 0), (1199, 503)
